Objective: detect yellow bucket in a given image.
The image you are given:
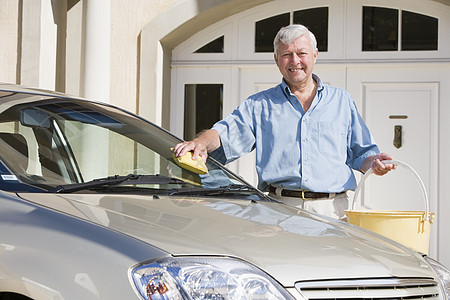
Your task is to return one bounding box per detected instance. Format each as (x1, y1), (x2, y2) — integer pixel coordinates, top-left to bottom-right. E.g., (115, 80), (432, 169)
(345, 160), (435, 254)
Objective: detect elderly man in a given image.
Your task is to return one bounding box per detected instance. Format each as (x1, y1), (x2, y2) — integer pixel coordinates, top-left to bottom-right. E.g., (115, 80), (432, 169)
(173, 24), (394, 219)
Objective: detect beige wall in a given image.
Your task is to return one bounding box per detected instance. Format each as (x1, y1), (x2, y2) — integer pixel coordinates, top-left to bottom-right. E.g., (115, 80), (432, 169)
(110, 0), (178, 113)
(0, 0), (20, 84)
(0, 0), (180, 112)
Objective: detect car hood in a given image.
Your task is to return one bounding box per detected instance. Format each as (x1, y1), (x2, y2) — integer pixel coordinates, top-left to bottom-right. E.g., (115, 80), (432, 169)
(18, 193), (434, 286)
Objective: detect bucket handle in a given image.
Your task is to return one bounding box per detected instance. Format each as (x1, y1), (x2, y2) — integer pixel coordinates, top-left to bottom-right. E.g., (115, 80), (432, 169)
(351, 160), (430, 221)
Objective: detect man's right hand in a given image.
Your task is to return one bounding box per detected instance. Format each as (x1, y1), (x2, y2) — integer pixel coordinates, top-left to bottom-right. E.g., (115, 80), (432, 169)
(173, 140), (208, 163)
(172, 129), (221, 163)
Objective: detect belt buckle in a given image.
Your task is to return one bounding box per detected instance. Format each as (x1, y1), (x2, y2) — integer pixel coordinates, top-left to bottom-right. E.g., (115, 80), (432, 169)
(301, 190), (311, 200)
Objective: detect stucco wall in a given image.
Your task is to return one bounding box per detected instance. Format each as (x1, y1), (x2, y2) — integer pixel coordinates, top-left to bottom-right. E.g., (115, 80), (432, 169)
(0, 0), (20, 84)
(110, 0), (178, 113)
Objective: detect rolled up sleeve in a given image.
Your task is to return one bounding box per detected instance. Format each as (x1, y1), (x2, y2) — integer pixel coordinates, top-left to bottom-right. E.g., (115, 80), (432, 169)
(347, 100), (380, 171)
(212, 99), (256, 164)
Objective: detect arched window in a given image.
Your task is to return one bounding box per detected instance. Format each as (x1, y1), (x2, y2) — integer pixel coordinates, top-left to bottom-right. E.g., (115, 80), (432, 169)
(173, 1), (448, 64)
(363, 6), (438, 51)
(254, 7), (329, 53)
(194, 36), (224, 53)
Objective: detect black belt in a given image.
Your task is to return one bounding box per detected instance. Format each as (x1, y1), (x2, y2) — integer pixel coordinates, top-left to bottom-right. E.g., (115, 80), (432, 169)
(268, 186), (346, 200)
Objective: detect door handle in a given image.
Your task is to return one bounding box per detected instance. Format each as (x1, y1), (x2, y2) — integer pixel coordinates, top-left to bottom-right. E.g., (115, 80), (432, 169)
(393, 125), (402, 149)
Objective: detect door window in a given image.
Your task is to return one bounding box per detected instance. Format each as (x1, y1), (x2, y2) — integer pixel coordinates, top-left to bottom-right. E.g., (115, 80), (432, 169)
(402, 11), (438, 51)
(184, 84), (223, 140)
(362, 6), (439, 52)
(293, 7), (329, 52)
(255, 13), (290, 53)
(362, 6), (398, 51)
(254, 7), (329, 53)
(195, 36), (224, 53)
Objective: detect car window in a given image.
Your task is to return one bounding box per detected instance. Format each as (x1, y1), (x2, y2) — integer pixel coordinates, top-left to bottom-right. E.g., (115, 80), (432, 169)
(0, 94), (258, 198)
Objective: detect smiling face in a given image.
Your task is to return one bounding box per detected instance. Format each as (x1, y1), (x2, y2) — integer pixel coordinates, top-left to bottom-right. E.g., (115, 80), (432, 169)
(274, 34), (318, 90)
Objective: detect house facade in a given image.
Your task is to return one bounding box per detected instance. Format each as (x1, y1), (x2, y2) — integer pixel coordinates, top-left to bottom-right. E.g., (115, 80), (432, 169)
(1, 0), (450, 267)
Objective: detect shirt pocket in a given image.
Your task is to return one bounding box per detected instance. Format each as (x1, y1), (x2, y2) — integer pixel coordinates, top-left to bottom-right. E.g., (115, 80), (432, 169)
(318, 122), (348, 160)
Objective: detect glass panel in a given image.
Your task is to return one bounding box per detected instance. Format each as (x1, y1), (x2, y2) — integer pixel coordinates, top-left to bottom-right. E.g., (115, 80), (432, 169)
(293, 7), (329, 52)
(402, 11), (438, 51)
(255, 13), (290, 52)
(0, 92), (263, 194)
(362, 6), (398, 51)
(184, 84), (223, 141)
(194, 36), (224, 53)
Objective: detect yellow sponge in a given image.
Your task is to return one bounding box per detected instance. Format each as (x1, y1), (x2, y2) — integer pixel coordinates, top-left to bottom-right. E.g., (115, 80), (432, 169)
(171, 148), (208, 175)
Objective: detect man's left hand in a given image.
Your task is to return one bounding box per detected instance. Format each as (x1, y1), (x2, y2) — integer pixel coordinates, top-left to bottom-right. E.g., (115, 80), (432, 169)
(362, 153), (396, 175)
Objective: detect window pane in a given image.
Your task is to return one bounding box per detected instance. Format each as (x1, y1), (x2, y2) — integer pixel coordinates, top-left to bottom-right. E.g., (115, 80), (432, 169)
(184, 84), (223, 140)
(402, 11), (438, 51)
(293, 7), (329, 52)
(194, 36), (224, 53)
(255, 13), (290, 52)
(363, 6), (398, 51)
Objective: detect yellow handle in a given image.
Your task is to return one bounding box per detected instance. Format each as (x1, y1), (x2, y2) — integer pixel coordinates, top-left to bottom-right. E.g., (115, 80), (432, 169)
(351, 160), (430, 221)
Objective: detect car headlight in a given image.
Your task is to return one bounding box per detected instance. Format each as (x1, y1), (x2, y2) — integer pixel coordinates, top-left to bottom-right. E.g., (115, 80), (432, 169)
(130, 256), (295, 300)
(424, 256), (450, 298)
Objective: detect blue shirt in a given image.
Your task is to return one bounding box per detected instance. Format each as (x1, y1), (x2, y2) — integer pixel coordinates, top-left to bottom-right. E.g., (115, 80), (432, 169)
(212, 74), (379, 192)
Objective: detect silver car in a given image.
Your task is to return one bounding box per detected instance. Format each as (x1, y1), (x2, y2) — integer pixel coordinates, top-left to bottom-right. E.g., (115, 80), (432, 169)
(0, 83), (449, 299)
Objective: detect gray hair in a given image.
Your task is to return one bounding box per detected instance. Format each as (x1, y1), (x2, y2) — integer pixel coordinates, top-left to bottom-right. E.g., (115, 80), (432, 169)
(273, 24), (317, 57)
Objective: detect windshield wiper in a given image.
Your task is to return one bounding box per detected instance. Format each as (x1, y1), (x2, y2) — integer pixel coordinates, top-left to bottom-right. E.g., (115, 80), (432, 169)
(50, 174), (187, 193)
(168, 184), (259, 196)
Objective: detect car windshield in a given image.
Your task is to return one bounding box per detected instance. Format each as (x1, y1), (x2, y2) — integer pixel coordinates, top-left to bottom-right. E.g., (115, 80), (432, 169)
(0, 90), (265, 200)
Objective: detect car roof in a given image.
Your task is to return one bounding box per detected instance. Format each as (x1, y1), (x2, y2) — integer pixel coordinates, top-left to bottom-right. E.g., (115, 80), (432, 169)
(0, 82), (82, 99)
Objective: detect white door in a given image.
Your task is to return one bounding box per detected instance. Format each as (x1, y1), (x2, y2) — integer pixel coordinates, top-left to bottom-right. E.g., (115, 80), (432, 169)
(347, 65), (443, 258)
(357, 83), (438, 211)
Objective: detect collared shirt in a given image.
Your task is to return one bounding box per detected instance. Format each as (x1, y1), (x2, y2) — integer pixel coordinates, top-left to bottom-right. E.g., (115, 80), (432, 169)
(211, 74), (379, 192)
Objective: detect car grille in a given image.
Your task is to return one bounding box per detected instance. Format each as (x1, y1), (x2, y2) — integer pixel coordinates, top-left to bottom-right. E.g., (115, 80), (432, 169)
(295, 278), (441, 299)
